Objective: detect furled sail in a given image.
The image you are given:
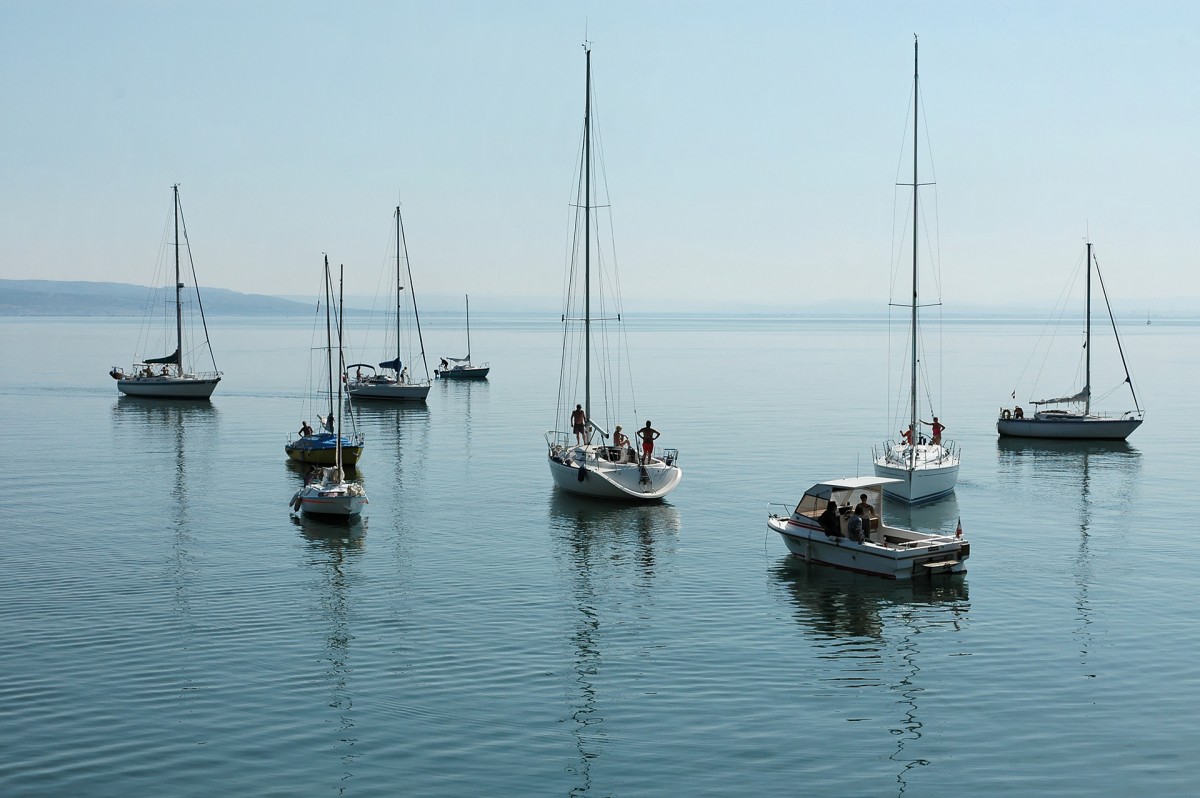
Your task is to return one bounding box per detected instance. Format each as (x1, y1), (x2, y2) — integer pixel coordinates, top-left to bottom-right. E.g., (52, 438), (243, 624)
(144, 348), (180, 365)
(1032, 387), (1089, 406)
(379, 358), (402, 371)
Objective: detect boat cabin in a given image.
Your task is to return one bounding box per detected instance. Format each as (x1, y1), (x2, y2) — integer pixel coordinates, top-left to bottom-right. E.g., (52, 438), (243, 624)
(791, 477), (899, 541)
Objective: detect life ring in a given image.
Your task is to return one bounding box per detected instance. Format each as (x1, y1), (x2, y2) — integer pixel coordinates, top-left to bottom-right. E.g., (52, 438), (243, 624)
(1001, 409), (1011, 420)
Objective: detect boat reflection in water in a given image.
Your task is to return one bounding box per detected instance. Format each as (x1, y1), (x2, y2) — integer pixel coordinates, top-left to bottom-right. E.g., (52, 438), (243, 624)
(772, 561), (968, 795)
(111, 398), (219, 648)
(290, 512), (367, 784)
(997, 436), (1142, 678)
(547, 493), (681, 796)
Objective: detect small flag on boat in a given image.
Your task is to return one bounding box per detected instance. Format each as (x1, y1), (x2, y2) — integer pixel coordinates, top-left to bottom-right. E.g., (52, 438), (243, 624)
(955, 517), (963, 538)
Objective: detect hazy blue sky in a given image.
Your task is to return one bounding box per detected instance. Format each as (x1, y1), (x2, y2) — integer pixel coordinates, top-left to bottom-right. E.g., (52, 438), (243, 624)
(2, 1), (1196, 308)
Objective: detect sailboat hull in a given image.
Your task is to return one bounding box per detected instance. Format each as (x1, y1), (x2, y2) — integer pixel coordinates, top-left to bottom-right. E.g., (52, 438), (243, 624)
(285, 437), (363, 466)
(347, 381), (431, 401)
(548, 448), (682, 501)
(997, 415), (1142, 440)
(872, 444), (959, 505)
(437, 366), (489, 380)
(116, 375), (220, 399)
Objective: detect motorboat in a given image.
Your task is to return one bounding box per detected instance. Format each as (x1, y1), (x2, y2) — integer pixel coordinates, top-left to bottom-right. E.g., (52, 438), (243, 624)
(767, 477), (969, 580)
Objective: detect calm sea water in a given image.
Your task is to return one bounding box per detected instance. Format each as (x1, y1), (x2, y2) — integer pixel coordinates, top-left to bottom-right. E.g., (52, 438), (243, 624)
(1, 314), (1196, 796)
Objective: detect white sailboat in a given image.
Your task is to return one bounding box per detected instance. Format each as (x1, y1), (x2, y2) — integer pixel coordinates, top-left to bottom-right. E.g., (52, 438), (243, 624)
(109, 184), (221, 399)
(346, 206), (431, 401)
(545, 45), (682, 502)
(872, 38), (960, 505)
(436, 294), (490, 379)
(291, 262), (368, 519)
(997, 240), (1144, 440)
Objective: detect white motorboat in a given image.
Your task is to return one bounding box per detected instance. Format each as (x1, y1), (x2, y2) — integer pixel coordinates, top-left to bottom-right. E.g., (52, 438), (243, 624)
(346, 206), (432, 402)
(767, 477), (969, 580)
(872, 37), (959, 505)
(291, 262), (368, 519)
(436, 295), (490, 379)
(109, 184), (221, 399)
(544, 45), (682, 502)
(997, 240), (1144, 440)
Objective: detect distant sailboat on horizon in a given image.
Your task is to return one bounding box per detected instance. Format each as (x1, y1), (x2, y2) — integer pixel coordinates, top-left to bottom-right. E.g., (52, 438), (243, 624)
(997, 239), (1144, 440)
(108, 184), (221, 399)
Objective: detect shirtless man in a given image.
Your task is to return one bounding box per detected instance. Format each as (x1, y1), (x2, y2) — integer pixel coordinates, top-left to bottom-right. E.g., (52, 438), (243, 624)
(855, 493), (876, 537)
(637, 421), (660, 462)
(570, 404), (587, 445)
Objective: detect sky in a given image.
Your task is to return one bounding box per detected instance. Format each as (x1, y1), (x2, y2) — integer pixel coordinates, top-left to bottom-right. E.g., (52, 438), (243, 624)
(2, 1), (1198, 311)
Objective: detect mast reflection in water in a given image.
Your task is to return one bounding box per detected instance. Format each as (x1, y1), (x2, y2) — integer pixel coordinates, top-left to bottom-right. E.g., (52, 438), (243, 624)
(547, 493), (681, 796)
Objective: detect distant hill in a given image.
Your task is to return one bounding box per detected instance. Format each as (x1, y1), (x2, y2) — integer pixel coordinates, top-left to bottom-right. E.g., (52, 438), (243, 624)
(0, 280), (311, 316)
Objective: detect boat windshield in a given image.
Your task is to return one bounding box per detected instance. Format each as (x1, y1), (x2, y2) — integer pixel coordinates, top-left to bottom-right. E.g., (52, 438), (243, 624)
(794, 485), (883, 518)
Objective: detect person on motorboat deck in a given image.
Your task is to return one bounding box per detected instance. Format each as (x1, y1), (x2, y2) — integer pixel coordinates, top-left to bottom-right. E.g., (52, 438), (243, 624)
(847, 506), (865, 542)
(637, 421), (660, 461)
(818, 500), (842, 538)
(571, 404), (587, 445)
(921, 416), (946, 444)
(855, 493), (876, 532)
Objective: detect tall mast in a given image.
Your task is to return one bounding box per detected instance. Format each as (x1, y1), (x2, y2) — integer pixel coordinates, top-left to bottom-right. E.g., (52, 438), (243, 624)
(583, 45), (593, 437)
(173, 184), (183, 374)
(324, 255), (334, 426)
(395, 206), (402, 375)
(336, 264), (345, 472)
(465, 294), (472, 362)
(1085, 240), (1092, 415)
(399, 209), (430, 380)
(910, 37), (920, 463)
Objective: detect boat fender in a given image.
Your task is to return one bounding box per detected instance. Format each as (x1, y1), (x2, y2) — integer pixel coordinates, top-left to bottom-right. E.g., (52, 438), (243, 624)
(289, 491), (302, 510)
(577, 464), (587, 482)
(1001, 408), (1011, 420)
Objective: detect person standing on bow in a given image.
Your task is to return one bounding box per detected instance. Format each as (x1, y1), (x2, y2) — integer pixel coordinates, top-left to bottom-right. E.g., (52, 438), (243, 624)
(637, 421), (660, 463)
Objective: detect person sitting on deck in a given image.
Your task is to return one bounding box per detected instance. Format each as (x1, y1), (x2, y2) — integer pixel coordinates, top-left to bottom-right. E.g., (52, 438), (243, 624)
(1014, 406), (1024, 419)
(818, 500), (842, 538)
(847, 506), (865, 542)
(299, 420), (314, 438)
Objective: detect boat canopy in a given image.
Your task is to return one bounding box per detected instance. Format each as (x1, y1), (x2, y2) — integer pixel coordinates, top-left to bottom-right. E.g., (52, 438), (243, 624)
(347, 363), (377, 372)
(793, 477), (901, 519)
(378, 358), (402, 371)
(144, 349), (180, 365)
(1033, 387), (1089, 406)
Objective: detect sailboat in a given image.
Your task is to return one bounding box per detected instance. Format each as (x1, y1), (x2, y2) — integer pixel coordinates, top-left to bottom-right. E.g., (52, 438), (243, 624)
(872, 38), (960, 505)
(544, 45), (683, 502)
(997, 241), (1144, 440)
(290, 262), (368, 518)
(109, 184), (221, 399)
(346, 206), (432, 401)
(436, 294), (490, 379)
(285, 255), (365, 466)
